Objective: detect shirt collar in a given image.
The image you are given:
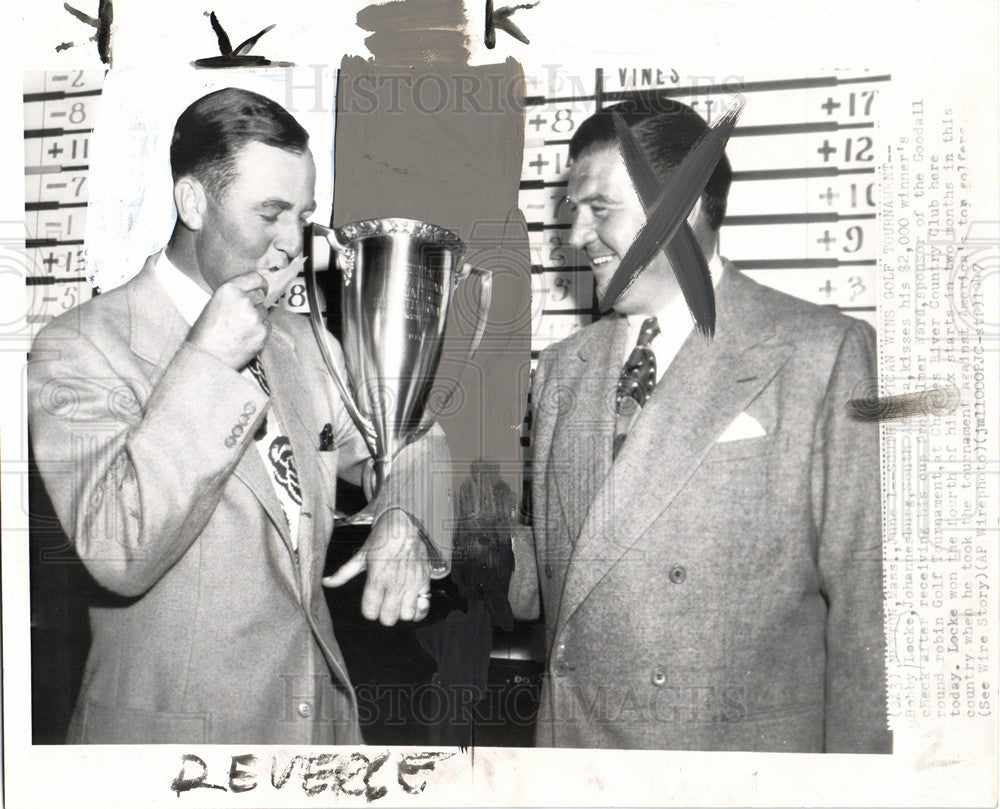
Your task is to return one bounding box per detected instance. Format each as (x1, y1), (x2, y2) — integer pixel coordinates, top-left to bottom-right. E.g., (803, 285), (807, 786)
(154, 250), (211, 327)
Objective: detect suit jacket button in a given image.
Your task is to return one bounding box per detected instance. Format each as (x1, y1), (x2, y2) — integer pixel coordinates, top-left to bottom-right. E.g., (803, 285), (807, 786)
(544, 562), (553, 579)
(244, 402), (256, 415)
(296, 701), (313, 718)
(650, 667), (667, 687)
(224, 436), (236, 448)
(669, 565), (686, 584)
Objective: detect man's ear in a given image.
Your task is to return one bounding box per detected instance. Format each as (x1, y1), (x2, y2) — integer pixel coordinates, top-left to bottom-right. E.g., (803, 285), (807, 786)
(173, 176), (207, 231)
(686, 196), (703, 228)
(687, 196), (718, 257)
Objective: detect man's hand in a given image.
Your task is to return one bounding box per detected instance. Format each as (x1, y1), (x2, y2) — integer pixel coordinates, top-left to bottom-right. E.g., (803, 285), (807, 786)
(187, 271), (270, 370)
(322, 511), (432, 626)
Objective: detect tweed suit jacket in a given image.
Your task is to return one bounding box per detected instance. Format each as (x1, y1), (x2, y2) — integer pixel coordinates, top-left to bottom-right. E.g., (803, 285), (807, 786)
(511, 265), (890, 753)
(28, 254), (453, 744)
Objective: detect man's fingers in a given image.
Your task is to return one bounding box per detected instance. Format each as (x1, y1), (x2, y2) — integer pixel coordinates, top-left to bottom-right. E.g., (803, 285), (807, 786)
(396, 566), (429, 623)
(398, 595), (417, 623)
(414, 590), (431, 622)
(236, 269), (270, 287)
(378, 584), (404, 626)
(360, 578), (384, 622)
(321, 548), (367, 589)
(227, 272), (268, 305)
(229, 271), (269, 293)
(261, 257), (306, 309)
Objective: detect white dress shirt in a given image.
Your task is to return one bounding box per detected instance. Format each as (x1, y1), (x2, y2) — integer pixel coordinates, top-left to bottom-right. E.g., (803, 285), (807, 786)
(621, 251), (727, 381)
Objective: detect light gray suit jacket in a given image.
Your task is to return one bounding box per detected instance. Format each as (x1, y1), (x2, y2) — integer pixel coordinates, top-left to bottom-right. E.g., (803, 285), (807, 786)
(511, 266), (890, 753)
(28, 255), (453, 744)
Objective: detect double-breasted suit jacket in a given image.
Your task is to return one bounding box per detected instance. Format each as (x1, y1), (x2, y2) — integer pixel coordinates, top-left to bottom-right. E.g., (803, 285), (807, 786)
(28, 254), (452, 744)
(511, 266), (890, 753)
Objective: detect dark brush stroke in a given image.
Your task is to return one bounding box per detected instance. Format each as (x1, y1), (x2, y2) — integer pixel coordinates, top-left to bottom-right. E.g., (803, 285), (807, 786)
(63, 2), (97, 27)
(484, 0), (496, 47)
(847, 388), (962, 422)
(208, 11), (234, 55)
(598, 97), (745, 316)
(192, 55), (289, 68)
(170, 754), (227, 796)
(60, 0), (113, 64)
(396, 752), (457, 795)
(486, 1), (538, 48)
(96, 0), (113, 64)
(612, 111), (715, 338)
(234, 23), (276, 56)
(193, 13), (284, 67)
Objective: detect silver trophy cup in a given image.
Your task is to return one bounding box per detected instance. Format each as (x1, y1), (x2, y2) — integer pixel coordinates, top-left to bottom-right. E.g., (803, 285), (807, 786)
(305, 218), (492, 526)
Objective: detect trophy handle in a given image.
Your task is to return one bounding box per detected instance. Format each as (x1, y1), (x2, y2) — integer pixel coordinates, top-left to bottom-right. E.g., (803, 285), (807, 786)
(408, 262), (493, 443)
(304, 228), (379, 457)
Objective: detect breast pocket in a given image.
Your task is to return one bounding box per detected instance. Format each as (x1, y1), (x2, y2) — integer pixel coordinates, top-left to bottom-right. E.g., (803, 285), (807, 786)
(704, 433), (788, 463)
(698, 434), (789, 519)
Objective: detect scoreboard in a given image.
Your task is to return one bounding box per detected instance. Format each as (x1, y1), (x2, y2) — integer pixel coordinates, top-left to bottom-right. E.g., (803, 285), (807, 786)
(519, 67), (888, 356)
(23, 70), (104, 337)
(23, 67), (887, 350)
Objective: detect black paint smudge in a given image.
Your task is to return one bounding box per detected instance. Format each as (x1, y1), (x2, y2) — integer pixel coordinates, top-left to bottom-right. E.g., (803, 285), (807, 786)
(847, 387), (962, 422)
(95, 0), (112, 64)
(59, 0), (114, 65)
(485, 0), (539, 48)
(170, 754), (227, 796)
(612, 110), (716, 338)
(598, 97), (745, 321)
(192, 11), (292, 68)
(396, 752), (456, 794)
(229, 754), (258, 793)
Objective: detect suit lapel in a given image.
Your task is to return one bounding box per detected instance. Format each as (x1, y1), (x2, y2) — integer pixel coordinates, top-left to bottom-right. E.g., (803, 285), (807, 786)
(549, 316), (629, 545)
(127, 255), (301, 577)
(261, 315), (328, 590)
(555, 269), (795, 632)
(126, 255), (190, 372)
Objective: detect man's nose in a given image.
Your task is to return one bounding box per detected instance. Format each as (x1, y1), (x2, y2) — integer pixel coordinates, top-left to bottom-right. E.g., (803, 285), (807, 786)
(272, 219), (305, 260)
(567, 209), (595, 250)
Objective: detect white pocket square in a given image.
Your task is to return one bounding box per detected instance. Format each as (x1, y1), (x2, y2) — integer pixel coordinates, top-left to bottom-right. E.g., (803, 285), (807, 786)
(717, 412), (767, 442)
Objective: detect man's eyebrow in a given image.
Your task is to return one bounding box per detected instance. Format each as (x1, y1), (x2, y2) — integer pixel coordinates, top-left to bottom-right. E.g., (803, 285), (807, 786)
(575, 193), (617, 205)
(257, 198), (317, 212)
(257, 198), (293, 210)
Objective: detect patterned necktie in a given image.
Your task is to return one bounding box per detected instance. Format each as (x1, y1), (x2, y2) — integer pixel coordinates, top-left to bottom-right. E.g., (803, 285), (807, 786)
(246, 357), (270, 440)
(613, 317), (660, 458)
(246, 357), (303, 512)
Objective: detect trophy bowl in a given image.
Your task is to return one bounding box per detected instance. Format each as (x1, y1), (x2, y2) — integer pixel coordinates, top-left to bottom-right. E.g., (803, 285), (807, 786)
(305, 218), (492, 527)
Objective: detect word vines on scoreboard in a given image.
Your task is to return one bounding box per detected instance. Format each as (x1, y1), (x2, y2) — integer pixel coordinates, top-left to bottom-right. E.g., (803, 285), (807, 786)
(24, 70), (104, 336)
(518, 67), (889, 360)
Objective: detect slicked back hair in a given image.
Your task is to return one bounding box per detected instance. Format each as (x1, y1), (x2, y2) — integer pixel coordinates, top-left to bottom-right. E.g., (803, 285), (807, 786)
(568, 94), (732, 231)
(170, 87), (309, 199)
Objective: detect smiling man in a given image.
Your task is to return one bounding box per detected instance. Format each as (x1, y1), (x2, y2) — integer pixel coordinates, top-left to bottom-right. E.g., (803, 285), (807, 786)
(509, 95), (890, 753)
(27, 88), (452, 744)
